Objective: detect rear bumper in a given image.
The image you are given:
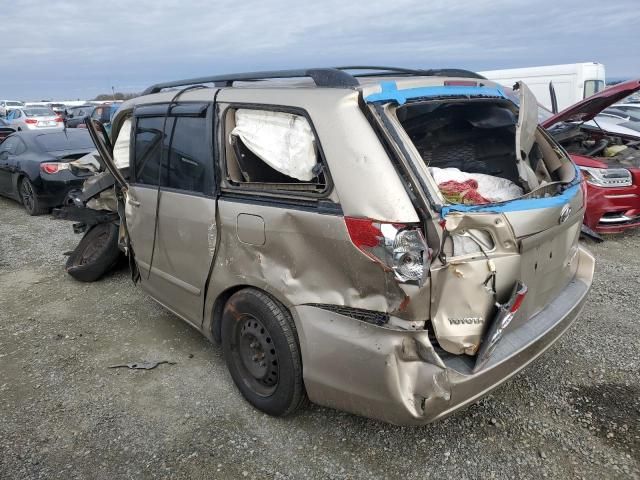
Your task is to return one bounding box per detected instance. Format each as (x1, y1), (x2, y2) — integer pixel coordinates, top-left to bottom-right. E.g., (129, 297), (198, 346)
(584, 183), (640, 233)
(35, 172), (85, 208)
(293, 246), (595, 425)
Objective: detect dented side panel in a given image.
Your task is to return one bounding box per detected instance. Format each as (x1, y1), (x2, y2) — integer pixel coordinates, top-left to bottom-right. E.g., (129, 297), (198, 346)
(203, 199), (430, 320)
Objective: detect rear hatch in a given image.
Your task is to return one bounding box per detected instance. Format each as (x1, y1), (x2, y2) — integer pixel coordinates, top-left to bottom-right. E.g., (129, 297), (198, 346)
(365, 79), (584, 357)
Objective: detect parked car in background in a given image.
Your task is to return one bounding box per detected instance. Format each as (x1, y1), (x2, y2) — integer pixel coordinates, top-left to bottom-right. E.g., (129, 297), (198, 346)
(76, 104), (120, 136)
(0, 100), (25, 117)
(5, 107), (64, 131)
(48, 103), (67, 116)
(0, 118), (16, 142)
(0, 130), (95, 214)
(56, 67), (594, 425)
(65, 104), (95, 128)
(541, 79), (640, 233)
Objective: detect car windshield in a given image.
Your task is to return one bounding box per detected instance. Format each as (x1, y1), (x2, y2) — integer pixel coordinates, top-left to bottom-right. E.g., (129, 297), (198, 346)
(35, 132), (95, 151)
(24, 108), (55, 117)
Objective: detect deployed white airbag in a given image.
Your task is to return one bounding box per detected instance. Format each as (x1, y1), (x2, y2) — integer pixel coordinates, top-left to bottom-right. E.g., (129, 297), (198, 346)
(231, 109), (317, 181)
(113, 118), (132, 169)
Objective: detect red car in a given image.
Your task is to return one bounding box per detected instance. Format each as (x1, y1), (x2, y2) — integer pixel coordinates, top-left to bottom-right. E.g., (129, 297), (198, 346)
(541, 79), (640, 234)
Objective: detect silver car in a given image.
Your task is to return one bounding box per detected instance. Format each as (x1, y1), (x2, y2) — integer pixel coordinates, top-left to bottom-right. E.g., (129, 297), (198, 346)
(5, 107), (63, 131)
(58, 67), (594, 425)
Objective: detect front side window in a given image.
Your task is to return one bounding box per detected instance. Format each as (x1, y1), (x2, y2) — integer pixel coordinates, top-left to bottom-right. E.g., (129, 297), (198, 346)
(132, 106), (212, 194)
(584, 80), (604, 98)
(133, 116), (173, 186)
(225, 108), (326, 193)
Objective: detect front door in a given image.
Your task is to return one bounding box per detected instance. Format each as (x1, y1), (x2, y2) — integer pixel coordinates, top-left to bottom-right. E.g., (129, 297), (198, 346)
(125, 102), (218, 325)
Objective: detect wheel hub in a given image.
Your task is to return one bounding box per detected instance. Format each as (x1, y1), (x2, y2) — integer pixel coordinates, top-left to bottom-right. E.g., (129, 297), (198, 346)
(237, 317), (278, 388)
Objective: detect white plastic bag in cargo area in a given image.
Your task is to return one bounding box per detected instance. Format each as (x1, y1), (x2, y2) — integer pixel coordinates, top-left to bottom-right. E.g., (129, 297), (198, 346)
(231, 109), (317, 181)
(430, 167), (523, 203)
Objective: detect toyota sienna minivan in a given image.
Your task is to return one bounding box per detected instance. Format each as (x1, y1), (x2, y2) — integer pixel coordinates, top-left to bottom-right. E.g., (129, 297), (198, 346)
(55, 66), (594, 425)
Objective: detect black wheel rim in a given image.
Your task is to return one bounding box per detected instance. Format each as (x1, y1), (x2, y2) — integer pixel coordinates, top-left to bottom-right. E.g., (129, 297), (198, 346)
(21, 180), (34, 212)
(231, 314), (279, 397)
(79, 230), (110, 265)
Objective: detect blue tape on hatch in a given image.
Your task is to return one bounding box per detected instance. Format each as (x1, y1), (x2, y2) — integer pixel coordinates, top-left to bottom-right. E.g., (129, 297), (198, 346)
(364, 81), (508, 105)
(440, 183), (581, 217)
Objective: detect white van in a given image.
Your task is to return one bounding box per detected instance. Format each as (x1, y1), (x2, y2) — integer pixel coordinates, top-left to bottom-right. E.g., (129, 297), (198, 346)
(480, 63), (605, 112)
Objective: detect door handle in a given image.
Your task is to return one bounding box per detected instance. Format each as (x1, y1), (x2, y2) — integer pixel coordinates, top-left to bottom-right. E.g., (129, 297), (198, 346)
(129, 199), (141, 207)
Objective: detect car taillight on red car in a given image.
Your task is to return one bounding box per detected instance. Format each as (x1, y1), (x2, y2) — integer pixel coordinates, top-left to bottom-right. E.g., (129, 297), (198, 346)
(344, 217), (429, 284)
(40, 162), (69, 174)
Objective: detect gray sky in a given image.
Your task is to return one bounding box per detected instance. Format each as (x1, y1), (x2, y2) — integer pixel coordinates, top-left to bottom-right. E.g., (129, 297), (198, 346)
(2, 0), (639, 100)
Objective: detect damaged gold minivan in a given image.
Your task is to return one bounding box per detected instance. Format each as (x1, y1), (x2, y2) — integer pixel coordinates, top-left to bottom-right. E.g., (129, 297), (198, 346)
(56, 67), (594, 425)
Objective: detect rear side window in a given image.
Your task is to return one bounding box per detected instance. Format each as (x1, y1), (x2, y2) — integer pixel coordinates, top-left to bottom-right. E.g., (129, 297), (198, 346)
(132, 105), (213, 195)
(224, 108), (327, 194)
(166, 116), (212, 194)
(36, 132), (94, 151)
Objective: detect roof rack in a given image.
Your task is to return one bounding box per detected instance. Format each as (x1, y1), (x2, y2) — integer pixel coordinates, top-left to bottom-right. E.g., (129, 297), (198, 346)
(335, 66), (486, 80)
(142, 68), (359, 95)
(142, 66), (486, 95)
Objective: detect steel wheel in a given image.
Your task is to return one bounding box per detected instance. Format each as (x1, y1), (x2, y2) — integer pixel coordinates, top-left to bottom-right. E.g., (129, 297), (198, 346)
(230, 314), (280, 397)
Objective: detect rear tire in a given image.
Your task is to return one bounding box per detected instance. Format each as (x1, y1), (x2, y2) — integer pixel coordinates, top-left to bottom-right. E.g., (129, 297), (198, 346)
(65, 222), (122, 282)
(221, 288), (307, 417)
(19, 177), (48, 215)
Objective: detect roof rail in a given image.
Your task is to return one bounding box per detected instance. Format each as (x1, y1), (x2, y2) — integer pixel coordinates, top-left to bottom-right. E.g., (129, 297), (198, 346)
(335, 66), (486, 80)
(142, 68), (359, 95)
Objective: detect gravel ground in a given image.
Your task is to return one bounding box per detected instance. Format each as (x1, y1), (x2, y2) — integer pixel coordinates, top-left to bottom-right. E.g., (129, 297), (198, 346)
(0, 195), (638, 480)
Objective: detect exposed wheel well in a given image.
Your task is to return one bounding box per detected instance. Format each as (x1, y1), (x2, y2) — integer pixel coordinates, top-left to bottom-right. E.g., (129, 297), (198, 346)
(210, 285), (292, 344)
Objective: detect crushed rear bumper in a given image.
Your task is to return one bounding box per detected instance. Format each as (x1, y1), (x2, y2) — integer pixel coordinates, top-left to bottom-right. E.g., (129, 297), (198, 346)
(293, 246), (594, 425)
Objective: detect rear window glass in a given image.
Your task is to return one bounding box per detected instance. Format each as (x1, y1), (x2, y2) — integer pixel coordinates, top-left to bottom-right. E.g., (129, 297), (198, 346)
(35, 132), (95, 151)
(7, 101), (23, 107)
(24, 108), (55, 117)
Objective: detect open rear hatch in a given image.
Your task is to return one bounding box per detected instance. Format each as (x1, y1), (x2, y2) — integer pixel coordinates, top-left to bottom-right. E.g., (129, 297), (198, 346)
(367, 80), (584, 361)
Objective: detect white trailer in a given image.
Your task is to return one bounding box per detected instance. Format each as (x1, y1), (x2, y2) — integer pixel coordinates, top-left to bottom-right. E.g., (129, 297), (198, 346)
(480, 62), (605, 111)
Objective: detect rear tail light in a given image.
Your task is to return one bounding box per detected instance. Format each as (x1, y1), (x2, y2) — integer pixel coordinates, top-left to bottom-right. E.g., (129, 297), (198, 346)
(40, 162), (69, 174)
(25, 119), (38, 124)
(344, 217), (429, 284)
(55, 116), (64, 123)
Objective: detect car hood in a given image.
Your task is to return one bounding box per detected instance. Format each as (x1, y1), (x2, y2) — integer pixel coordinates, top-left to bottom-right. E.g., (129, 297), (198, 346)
(541, 79), (640, 128)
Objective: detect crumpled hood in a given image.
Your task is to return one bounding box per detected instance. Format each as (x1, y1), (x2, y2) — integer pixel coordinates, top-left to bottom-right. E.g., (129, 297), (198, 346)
(541, 79), (640, 128)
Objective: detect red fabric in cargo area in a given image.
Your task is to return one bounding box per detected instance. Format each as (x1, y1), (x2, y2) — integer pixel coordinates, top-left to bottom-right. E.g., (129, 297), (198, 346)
(438, 179), (490, 205)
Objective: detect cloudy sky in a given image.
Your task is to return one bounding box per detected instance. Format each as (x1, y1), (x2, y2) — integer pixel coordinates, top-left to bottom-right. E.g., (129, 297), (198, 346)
(2, 0), (639, 100)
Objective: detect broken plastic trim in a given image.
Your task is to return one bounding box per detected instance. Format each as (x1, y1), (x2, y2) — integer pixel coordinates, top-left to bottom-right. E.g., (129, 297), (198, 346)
(307, 304), (389, 326)
(365, 81), (509, 106)
(473, 282), (528, 373)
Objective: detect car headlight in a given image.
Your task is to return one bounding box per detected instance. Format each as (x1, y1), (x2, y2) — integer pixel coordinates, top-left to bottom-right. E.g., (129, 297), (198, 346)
(580, 166), (632, 187)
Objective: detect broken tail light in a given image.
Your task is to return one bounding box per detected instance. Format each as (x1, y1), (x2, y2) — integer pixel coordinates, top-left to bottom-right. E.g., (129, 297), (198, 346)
(344, 217), (429, 285)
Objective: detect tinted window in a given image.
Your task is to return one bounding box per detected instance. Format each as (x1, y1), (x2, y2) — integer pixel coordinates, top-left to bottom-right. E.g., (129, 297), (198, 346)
(166, 116), (212, 194)
(133, 116), (173, 186)
(35, 132), (95, 151)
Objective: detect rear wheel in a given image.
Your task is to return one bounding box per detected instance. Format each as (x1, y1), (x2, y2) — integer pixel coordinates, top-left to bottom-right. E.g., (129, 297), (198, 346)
(65, 222), (122, 282)
(19, 177), (48, 215)
(221, 288), (307, 416)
